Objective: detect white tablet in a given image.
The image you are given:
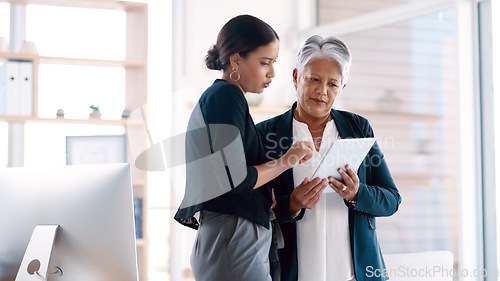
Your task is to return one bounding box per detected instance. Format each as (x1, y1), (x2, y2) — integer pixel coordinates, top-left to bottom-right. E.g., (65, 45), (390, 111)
(312, 138), (376, 193)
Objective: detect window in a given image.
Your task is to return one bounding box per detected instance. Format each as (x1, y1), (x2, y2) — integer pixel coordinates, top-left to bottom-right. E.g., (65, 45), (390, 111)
(326, 8), (460, 257)
(477, 0), (498, 278)
(318, 0), (432, 24)
(24, 5), (127, 120)
(26, 5), (125, 60)
(37, 65), (126, 119)
(0, 3), (9, 39)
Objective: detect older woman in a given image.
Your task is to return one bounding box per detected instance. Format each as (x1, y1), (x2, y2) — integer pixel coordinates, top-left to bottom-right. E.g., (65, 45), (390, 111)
(257, 35), (401, 281)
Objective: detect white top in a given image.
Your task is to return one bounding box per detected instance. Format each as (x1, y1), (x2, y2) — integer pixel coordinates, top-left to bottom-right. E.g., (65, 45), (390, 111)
(292, 118), (354, 281)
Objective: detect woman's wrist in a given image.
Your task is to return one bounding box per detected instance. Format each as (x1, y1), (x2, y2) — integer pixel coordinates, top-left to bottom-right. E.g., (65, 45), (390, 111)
(289, 200), (301, 215)
(279, 154), (294, 170)
(291, 210), (301, 218)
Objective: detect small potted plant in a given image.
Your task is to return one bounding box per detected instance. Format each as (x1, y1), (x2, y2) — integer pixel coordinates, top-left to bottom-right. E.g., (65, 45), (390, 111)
(89, 105), (101, 119)
(121, 108), (131, 119)
(56, 108), (65, 118)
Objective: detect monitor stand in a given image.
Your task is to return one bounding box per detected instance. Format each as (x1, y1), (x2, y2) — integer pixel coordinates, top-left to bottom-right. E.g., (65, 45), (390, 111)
(16, 225), (62, 281)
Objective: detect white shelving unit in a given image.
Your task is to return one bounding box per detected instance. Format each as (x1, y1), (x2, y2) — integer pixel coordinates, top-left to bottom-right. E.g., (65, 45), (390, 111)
(0, 0), (149, 279)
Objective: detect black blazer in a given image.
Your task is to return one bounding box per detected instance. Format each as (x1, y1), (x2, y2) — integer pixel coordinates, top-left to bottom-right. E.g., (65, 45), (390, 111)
(257, 102), (401, 281)
(175, 79), (273, 230)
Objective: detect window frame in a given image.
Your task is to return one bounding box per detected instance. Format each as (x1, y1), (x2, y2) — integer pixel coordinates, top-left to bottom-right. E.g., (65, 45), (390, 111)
(477, 0), (498, 279)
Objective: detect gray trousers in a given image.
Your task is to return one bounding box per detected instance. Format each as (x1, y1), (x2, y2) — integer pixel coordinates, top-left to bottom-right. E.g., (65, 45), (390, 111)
(191, 211), (272, 281)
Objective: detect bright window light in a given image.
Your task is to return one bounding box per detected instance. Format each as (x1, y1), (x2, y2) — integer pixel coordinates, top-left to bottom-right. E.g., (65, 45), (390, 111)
(26, 5), (125, 60)
(338, 9), (458, 255)
(0, 3), (9, 39)
(37, 64), (125, 120)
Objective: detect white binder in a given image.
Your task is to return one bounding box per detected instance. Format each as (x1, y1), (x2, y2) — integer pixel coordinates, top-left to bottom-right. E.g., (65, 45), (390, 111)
(18, 61), (33, 116)
(0, 61), (33, 116)
(4, 61), (20, 115)
(0, 61), (6, 115)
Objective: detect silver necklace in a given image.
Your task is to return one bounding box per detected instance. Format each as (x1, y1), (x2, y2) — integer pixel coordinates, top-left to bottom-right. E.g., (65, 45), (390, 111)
(309, 127), (325, 133)
(308, 116), (332, 133)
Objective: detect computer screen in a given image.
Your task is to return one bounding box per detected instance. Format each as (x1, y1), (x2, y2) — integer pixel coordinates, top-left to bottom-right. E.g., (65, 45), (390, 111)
(0, 163), (138, 281)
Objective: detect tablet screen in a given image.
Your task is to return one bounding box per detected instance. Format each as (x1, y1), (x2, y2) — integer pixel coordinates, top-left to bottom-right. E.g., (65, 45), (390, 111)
(312, 138), (376, 193)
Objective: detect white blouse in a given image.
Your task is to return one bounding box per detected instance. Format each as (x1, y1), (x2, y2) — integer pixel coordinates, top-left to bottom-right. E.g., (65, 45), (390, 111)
(292, 118), (354, 281)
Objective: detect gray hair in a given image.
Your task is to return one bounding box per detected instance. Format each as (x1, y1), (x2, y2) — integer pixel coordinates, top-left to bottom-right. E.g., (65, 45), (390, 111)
(295, 35), (352, 84)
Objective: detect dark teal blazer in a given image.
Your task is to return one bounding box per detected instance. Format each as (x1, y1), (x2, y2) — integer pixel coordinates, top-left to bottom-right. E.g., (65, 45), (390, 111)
(256, 102), (401, 281)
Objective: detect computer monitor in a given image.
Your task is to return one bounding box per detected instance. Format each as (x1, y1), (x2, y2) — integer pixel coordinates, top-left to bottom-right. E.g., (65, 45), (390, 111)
(0, 163), (138, 281)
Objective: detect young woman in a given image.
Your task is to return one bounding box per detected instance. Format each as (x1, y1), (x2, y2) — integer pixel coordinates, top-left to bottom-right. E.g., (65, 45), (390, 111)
(174, 15), (320, 281)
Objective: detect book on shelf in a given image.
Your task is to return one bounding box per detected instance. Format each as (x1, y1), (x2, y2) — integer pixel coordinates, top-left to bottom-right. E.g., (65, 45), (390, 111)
(134, 197), (143, 239)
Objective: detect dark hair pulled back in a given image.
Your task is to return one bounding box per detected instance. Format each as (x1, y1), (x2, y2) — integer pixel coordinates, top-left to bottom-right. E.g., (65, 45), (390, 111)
(205, 15), (279, 71)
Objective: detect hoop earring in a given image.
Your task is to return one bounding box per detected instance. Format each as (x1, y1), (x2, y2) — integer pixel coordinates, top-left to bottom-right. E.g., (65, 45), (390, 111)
(230, 68), (241, 82)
